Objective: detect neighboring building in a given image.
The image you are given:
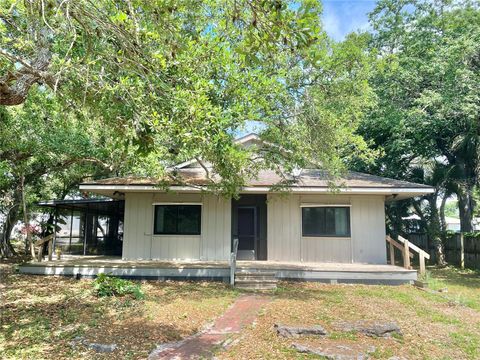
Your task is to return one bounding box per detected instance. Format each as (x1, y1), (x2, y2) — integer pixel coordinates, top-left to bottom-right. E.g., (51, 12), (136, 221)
(75, 134), (434, 264)
(445, 217), (480, 232)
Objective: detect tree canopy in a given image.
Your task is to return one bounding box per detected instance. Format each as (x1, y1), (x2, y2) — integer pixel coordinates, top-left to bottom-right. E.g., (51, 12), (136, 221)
(1, 0), (376, 256)
(1, 0), (372, 194)
(358, 0), (480, 233)
(1, 0), (479, 259)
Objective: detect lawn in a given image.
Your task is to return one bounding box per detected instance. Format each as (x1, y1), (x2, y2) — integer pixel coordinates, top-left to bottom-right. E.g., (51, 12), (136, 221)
(1, 264), (479, 360)
(0, 263), (238, 359)
(221, 267), (480, 360)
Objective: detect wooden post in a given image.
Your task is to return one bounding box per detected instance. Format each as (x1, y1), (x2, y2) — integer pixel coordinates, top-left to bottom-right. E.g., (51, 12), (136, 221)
(389, 243), (395, 265)
(403, 239), (411, 269)
(21, 174), (35, 258)
(36, 244), (43, 262)
(48, 239), (53, 261)
(460, 232), (465, 269)
(419, 253), (425, 276)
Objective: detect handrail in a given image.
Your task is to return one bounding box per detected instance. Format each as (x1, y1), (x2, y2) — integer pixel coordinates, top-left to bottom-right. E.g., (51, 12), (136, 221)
(397, 235), (430, 259)
(386, 236), (414, 258)
(386, 235), (430, 275)
(34, 234), (54, 262)
(230, 236), (239, 286)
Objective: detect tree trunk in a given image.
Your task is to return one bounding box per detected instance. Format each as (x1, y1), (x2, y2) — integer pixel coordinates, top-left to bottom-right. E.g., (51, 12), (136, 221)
(458, 183), (475, 232)
(0, 208), (17, 258)
(427, 194), (447, 267)
(20, 175), (35, 257)
(0, 193), (21, 258)
(439, 195), (448, 234)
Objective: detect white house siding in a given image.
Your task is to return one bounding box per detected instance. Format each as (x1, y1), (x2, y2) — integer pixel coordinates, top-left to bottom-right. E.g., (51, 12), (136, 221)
(123, 192), (231, 261)
(267, 194), (387, 264)
(301, 237), (352, 263)
(350, 196), (387, 264)
(200, 195), (231, 261)
(267, 195), (302, 261)
(123, 192), (152, 260)
(123, 192), (387, 263)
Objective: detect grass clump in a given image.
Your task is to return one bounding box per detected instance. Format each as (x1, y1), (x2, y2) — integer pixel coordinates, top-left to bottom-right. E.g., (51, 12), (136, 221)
(92, 273), (144, 299)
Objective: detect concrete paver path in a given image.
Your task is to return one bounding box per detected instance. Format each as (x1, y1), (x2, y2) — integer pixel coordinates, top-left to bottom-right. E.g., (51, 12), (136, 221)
(148, 294), (270, 360)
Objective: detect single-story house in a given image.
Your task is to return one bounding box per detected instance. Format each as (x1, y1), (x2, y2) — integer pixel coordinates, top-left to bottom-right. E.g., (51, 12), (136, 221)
(21, 134), (434, 285)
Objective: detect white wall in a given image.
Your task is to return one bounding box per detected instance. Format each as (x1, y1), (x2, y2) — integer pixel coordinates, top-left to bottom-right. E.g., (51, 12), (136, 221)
(267, 194), (387, 264)
(351, 196), (387, 263)
(123, 192), (231, 260)
(123, 192), (387, 264)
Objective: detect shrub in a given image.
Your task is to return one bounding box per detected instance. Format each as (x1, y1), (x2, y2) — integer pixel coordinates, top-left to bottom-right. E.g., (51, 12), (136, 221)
(92, 273), (144, 299)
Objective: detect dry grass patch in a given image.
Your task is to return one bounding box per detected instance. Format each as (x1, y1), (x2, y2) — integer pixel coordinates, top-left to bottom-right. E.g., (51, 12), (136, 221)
(0, 263), (238, 359)
(221, 273), (480, 360)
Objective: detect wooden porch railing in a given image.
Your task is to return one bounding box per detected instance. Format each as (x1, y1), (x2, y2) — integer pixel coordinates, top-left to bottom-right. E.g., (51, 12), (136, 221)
(34, 234), (54, 262)
(230, 237), (239, 286)
(386, 235), (430, 275)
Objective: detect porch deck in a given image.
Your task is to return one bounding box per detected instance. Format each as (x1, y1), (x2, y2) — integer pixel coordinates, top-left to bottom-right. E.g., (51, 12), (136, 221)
(18, 256), (417, 285)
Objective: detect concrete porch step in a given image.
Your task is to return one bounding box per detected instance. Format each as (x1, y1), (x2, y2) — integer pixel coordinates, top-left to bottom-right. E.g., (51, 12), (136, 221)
(234, 271), (278, 290)
(235, 274), (277, 281)
(235, 270), (277, 277)
(235, 278), (278, 284)
(235, 282), (278, 291)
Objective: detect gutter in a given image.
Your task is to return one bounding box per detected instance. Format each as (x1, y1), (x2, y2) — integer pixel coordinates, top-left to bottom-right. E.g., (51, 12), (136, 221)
(79, 184), (435, 195)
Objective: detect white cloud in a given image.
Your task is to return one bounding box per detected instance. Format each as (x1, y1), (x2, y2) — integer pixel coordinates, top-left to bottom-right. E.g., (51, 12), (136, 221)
(322, 0), (377, 41)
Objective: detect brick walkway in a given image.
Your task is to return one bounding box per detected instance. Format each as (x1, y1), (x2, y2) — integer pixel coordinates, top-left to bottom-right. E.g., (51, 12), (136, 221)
(148, 294), (270, 359)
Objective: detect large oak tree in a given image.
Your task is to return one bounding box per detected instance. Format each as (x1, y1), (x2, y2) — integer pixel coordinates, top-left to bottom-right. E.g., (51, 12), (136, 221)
(362, 0), (480, 232)
(0, 0), (372, 196)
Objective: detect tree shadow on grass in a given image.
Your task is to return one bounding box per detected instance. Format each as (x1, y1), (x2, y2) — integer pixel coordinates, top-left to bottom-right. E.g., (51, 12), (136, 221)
(144, 279), (239, 304)
(273, 281), (349, 303)
(1, 286), (205, 360)
(430, 266), (480, 290)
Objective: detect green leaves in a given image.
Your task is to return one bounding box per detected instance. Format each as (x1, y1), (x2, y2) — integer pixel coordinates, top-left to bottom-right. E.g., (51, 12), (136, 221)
(358, 0), (480, 232)
(92, 273), (144, 299)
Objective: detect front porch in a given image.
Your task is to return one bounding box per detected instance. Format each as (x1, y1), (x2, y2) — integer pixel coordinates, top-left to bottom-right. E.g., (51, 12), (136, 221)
(18, 256), (417, 285)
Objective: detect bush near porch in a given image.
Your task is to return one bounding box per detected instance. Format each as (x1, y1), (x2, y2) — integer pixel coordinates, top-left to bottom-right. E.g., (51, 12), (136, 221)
(1, 264), (479, 360)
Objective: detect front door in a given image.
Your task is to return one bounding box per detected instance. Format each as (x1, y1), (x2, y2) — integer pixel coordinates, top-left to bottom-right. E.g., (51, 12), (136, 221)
(237, 207), (256, 260)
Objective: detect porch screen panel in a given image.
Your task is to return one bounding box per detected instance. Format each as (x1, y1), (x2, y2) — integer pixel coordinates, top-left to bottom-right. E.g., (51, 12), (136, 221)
(154, 205), (201, 235)
(302, 206), (350, 237)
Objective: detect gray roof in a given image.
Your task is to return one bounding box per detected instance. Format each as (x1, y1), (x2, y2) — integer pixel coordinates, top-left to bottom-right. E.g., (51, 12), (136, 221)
(82, 168), (431, 190)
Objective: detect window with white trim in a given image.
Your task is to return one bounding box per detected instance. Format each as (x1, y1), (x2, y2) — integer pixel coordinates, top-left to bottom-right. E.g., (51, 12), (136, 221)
(153, 205), (201, 235)
(301, 206), (350, 237)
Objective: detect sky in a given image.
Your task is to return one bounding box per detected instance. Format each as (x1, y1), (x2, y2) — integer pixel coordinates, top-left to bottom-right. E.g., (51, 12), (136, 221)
(321, 0), (378, 41)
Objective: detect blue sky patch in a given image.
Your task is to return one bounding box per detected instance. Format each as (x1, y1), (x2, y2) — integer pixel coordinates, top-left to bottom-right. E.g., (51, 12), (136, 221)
(322, 0), (377, 41)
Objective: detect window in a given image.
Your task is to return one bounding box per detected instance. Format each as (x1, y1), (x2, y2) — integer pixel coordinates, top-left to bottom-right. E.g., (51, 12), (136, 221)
(154, 205), (201, 235)
(302, 206), (350, 237)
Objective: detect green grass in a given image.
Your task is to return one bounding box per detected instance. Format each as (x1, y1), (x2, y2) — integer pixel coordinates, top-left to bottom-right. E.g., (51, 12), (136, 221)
(449, 331), (480, 359)
(328, 330), (358, 340)
(3, 263), (480, 360)
(1, 263), (238, 360)
(429, 267), (480, 310)
(222, 266), (480, 360)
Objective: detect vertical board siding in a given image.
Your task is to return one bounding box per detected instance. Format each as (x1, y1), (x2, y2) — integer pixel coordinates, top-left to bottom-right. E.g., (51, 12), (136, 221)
(124, 192), (386, 264)
(301, 238), (352, 263)
(201, 195), (231, 261)
(123, 192), (230, 261)
(151, 235), (200, 260)
(123, 192), (153, 260)
(351, 196), (387, 264)
(267, 194), (386, 264)
(267, 194), (301, 261)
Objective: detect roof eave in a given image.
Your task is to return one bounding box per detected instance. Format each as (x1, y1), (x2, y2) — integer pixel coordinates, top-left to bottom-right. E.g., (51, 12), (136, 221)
(79, 183), (434, 197)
